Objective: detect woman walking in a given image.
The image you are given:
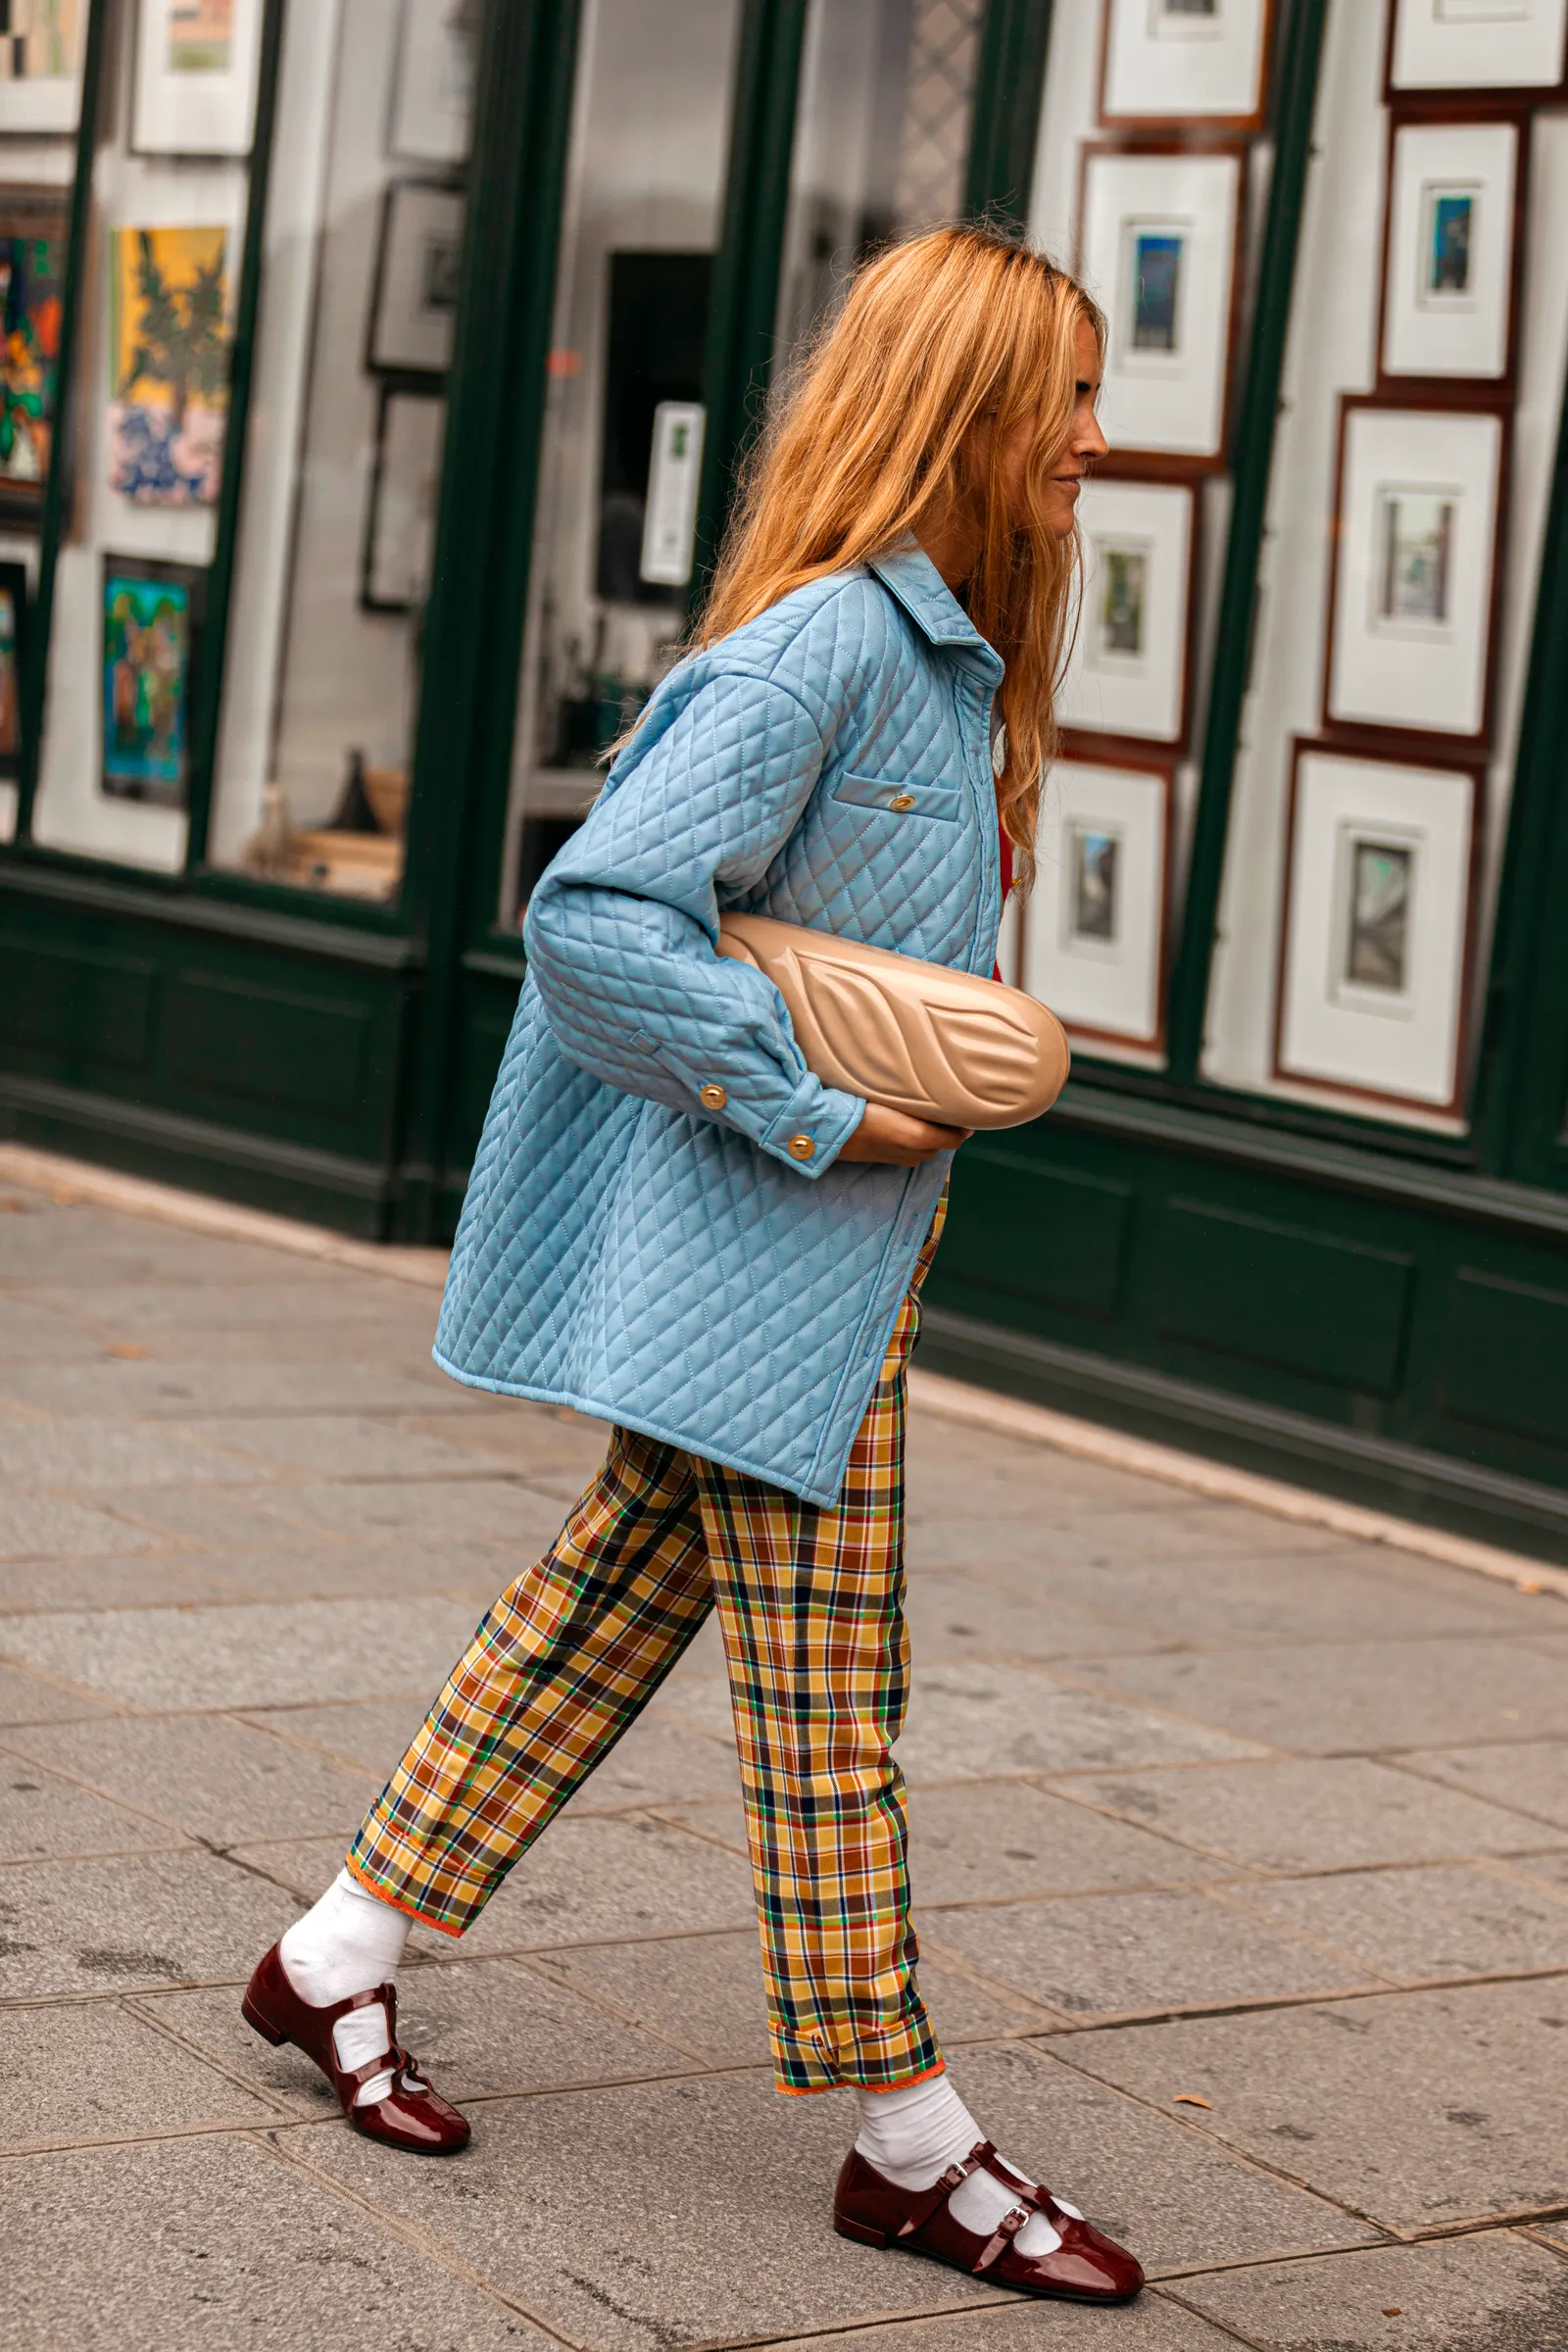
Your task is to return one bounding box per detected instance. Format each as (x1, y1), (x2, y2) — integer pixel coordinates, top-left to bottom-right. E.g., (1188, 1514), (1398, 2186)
(243, 224), (1142, 2308)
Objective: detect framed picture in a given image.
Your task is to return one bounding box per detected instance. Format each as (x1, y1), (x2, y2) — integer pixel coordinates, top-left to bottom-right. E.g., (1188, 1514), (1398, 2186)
(1100, 0), (1273, 132)
(1274, 740), (1481, 1113)
(1388, 0), (1567, 95)
(106, 223), (233, 506)
(1076, 141), (1246, 469)
(1323, 397), (1507, 748)
(1380, 117), (1522, 387)
(1055, 476), (1199, 750)
(131, 0), (266, 158)
(0, 559), (27, 779)
(388, 0), (475, 165)
(1021, 755), (1173, 1051)
(0, 186), (68, 525)
(366, 181), (465, 376)
(360, 384), (445, 613)
(0, 1), (86, 137)
(100, 555), (207, 808)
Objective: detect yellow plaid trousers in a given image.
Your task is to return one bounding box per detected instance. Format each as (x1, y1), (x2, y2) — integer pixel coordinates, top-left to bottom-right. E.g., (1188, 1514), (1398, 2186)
(348, 1198), (948, 2095)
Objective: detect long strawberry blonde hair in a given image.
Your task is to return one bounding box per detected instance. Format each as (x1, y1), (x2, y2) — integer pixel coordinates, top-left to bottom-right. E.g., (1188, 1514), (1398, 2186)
(696, 224), (1104, 887)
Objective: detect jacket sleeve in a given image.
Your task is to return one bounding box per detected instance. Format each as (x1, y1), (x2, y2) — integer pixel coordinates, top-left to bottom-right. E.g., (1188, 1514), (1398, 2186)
(523, 666), (867, 1177)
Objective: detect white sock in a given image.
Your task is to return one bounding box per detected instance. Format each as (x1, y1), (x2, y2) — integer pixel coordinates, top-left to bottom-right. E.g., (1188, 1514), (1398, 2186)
(854, 2072), (1080, 2258)
(279, 1869), (411, 2107)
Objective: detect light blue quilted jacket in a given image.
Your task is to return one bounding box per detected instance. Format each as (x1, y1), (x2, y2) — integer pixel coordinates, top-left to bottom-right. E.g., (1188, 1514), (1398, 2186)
(434, 544), (1006, 1504)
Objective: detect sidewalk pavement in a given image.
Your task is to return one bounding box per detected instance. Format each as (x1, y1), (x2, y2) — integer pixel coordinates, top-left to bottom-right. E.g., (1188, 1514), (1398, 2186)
(1, 1164), (1566, 2352)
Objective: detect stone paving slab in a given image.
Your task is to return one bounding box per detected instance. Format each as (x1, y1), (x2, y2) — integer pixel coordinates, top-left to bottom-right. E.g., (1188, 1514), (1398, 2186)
(5, 1712), (381, 1845)
(1, 1996), (279, 2151)
(927, 1886), (1381, 2019)
(765, 2296), (1250, 2350)
(1054, 1976), (1568, 2231)
(1065, 1638), (1568, 1755)
(0, 1656), (119, 1728)
(0, 1848), (298, 1997)
(1217, 1859), (1568, 1984)
(2, 2135), (555, 2350)
(1040, 1756), (1564, 1872)
(1397, 1738), (1568, 1832)
(0, 1492), (156, 1563)
(0, 1750), (189, 1861)
(1171, 2230), (1568, 2351)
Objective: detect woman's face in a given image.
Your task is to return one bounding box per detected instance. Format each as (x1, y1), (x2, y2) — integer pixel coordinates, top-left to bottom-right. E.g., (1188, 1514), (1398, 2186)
(1000, 314), (1108, 539)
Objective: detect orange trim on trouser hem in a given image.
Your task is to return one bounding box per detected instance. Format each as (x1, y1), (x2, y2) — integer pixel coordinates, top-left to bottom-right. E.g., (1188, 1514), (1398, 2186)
(349, 1192), (951, 2094)
(343, 1849), (466, 1936)
(775, 2057), (949, 2098)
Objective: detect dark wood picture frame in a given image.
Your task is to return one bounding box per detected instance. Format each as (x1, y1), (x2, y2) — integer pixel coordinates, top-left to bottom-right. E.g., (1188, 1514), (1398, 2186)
(1383, 0), (1568, 108)
(1098, 0), (1277, 137)
(1271, 733), (1486, 1120)
(1074, 135), (1250, 478)
(1319, 390), (1512, 760)
(1374, 101), (1530, 400)
(0, 183), (72, 530)
(1060, 465), (1204, 763)
(0, 556), (27, 780)
(364, 176), (465, 380)
(359, 377), (445, 614)
(99, 551), (209, 809)
(1031, 747), (1177, 1058)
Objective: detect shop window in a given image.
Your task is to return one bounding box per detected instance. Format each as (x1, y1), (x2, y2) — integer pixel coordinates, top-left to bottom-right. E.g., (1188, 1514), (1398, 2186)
(777, 0), (984, 355)
(498, 0), (743, 927)
(200, 0), (476, 900)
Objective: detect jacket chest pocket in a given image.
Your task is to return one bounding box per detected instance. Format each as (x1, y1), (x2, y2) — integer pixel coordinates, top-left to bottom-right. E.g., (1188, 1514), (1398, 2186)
(830, 771), (964, 824)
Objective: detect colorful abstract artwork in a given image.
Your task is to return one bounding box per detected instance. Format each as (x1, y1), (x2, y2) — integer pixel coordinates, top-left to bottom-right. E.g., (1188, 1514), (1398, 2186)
(0, 562), (25, 778)
(107, 224), (231, 506)
(101, 559), (202, 805)
(0, 0), (82, 82)
(0, 195), (65, 520)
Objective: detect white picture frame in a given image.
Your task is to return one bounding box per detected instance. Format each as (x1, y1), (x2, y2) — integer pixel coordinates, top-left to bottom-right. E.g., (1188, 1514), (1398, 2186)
(1390, 0), (1567, 92)
(131, 0), (267, 158)
(388, 0), (475, 166)
(1382, 119), (1519, 383)
(1275, 744), (1478, 1111)
(1325, 402), (1505, 744)
(362, 386), (445, 614)
(367, 181), (466, 375)
(1022, 758), (1170, 1049)
(1101, 0), (1272, 128)
(0, 0), (86, 136)
(1056, 477), (1196, 745)
(1078, 144), (1243, 465)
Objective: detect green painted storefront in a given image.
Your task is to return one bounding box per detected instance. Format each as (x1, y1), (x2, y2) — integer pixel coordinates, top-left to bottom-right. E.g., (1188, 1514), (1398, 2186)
(8, 0), (1568, 1561)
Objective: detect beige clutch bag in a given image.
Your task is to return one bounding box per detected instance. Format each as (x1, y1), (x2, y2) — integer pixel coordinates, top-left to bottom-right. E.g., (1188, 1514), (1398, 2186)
(716, 911), (1069, 1131)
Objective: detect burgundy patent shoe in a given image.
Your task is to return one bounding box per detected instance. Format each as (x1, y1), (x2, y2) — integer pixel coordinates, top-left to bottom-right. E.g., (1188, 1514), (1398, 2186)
(834, 2139), (1143, 2303)
(242, 1942), (470, 2155)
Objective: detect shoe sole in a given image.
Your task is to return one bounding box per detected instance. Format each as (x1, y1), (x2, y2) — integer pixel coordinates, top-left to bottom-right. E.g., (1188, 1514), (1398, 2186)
(832, 2215), (1142, 2304)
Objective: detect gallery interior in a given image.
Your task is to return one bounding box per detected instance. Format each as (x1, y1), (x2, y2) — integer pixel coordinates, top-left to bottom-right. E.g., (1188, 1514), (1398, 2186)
(5, 0), (1568, 1560)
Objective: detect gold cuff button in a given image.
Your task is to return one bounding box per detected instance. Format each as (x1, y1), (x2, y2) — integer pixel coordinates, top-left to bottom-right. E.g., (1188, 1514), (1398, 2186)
(787, 1134), (815, 1162)
(887, 792), (915, 811)
(700, 1083), (728, 1110)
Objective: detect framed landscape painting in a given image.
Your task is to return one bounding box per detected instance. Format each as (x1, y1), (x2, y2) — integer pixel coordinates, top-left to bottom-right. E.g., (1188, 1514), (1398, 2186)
(360, 384), (445, 614)
(1388, 0), (1567, 94)
(1077, 142), (1246, 469)
(1323, 397), (1506, 748)
(1274, 740), (1481, 1113)
(106, 223), (233, 507)
(367, 182), (465, 375)
(1021, 756), (1172, 1052)
(1055, 476), (1198, 749)
(100, 555), (207, 808)
(132, 0), (267, 158)
(0, 0), (86, 137)
(1380, 117), (1521, 387)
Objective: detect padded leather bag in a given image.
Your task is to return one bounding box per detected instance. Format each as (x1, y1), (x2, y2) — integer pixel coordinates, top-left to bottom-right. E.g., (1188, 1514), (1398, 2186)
(717, 912), (1069, 1131)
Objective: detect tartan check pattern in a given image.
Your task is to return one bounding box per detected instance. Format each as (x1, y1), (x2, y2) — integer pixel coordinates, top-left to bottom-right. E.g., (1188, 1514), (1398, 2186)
(349, 1195), (948, 2094)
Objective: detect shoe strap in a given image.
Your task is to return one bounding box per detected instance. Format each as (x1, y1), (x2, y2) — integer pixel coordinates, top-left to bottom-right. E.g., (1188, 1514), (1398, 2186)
(895, 2139), (996, 2241)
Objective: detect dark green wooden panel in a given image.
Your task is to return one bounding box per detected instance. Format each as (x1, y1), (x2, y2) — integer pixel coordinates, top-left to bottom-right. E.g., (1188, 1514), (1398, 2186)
(1149, 1199), (1413, 1396)
(0, 934), (154, 1070)
(1439, 1269), (1568, 1446)
(944, 1146), (1130, 1319)
(163, 972), (370, 1121)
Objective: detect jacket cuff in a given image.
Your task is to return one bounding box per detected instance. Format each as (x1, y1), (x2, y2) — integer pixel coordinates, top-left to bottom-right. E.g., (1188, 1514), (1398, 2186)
(760, 1078), (865, 1177)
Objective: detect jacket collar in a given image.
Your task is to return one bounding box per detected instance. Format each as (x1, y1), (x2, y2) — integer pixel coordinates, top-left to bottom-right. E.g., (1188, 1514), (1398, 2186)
(866, 543), (1001, 666)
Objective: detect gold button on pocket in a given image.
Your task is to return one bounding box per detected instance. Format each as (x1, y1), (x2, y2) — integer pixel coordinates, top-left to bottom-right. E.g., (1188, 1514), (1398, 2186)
(787, 1134), (815, 1161)
(700, 1083), (728, 1110)
(887, 792), (915, 811)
